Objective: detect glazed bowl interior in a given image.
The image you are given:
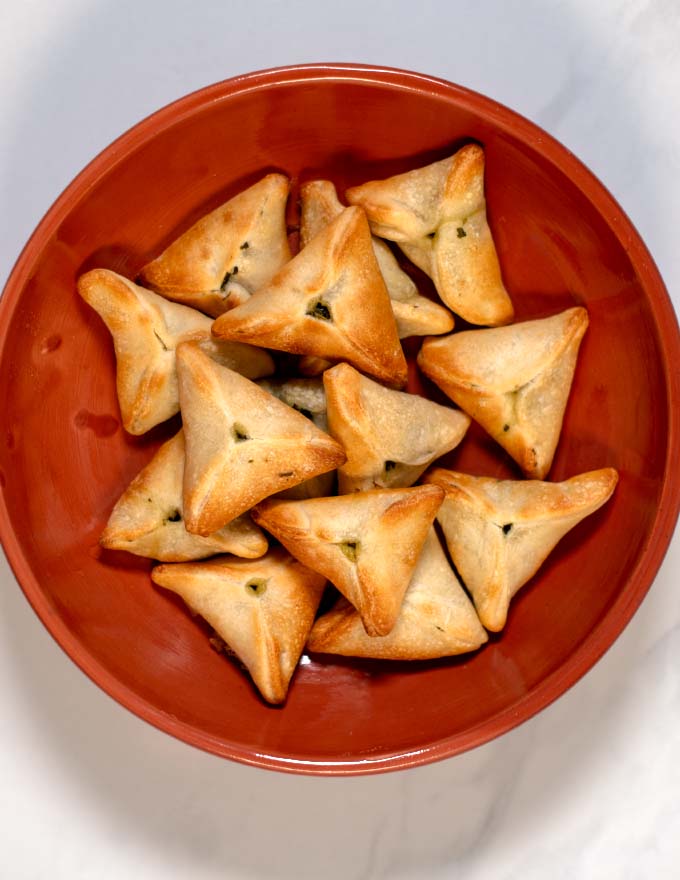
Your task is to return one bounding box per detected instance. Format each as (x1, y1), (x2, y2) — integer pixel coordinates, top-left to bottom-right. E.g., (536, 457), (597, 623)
(1, 65), (678, 775)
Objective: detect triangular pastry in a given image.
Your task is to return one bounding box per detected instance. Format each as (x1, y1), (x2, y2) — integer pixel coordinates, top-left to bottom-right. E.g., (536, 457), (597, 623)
(151, 548), (326, 704)
(346, 144), (514, 326)
(323, 362), (470, 493)
(138, 173), (291, 317)
(307, 529), (487, 659)
(257, 377), (335, 499)
(77, 268), (274, 435)
(212, 206), (408, 387)
(100, 430), (267, 561)
(176, 342), (346, 536)
(300, 179), (454, 338)
(418, 307), (589, 479)
(252, 485), (445, 637)
(423, 467), (618, 631)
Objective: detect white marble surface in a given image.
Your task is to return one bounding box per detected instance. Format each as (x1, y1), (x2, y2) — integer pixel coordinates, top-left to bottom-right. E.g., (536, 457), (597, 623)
(1, 1), (679, 877)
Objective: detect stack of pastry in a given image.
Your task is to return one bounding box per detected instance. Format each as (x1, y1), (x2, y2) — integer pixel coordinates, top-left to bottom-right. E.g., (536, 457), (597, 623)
(78, 148), (617, 705)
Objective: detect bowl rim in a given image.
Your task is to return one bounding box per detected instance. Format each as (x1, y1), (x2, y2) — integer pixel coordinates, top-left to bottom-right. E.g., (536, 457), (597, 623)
(1, 62), (679, 776)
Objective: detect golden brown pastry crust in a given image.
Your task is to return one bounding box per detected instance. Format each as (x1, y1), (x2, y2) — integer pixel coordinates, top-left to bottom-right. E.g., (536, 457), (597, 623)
(300, 179), (454, 338)
(346, 144), (513, 326)
(418, 307), (589, 479)
(100, 430), (267, 561)
(151, 548), (326, 704)
(211, 206), (408, 388)
(422, 467), (618, 631)
(252, 485), (445, 637)
(77, 268), (274, 435)
(138, 174), (291, 317)
(256, 377), (336, 499)
(323, 362), (470, 493)
(296, 355), (333, 377)
(176, 342), (346, 536)
(307, 529), (487, 659)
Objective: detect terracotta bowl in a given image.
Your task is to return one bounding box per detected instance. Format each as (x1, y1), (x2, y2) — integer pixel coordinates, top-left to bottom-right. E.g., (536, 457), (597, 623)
(1, 64), (679, 776)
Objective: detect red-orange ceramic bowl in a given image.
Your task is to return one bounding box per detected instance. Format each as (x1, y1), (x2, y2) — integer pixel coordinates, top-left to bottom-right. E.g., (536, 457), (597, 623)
(1, 65), (679, 776)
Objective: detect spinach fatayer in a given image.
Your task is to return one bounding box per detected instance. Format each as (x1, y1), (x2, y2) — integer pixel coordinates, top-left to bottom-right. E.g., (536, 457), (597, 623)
(78, 149), (617, 704)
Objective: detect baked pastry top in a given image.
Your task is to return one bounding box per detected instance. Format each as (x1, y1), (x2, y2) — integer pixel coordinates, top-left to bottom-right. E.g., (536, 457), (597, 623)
(176, 342), (346, 536)
(77, 268), (274, 435)
(307, 528), (487, 659)
(423, 466), (618, 631)
(252, 484), (445, 637)
(418, 307), (589, 479)
(323, 362), (470, 493)
(300, 179), (454, 338)
(152, 548), (326, 704)
(346, 144), (514, 327)
(100, 430), (267, 561)
(139, 173), (291, 317)
(212, 206), (408, 388)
